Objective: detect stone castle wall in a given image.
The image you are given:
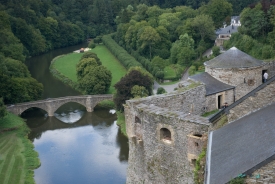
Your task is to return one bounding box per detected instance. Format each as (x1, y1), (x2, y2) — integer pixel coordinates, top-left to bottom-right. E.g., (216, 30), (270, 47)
(124, 85), (211, 184)
(125, 102), (210, 184)
(246, 159), (275, 183)
(206, 66), (263, 100)
(128, 84), (207, 116)
(227, 80), (275, 122)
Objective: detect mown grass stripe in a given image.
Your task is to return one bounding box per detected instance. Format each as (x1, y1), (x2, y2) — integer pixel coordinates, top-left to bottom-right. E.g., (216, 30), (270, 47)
(0, 145), (16, 183)
(3, 150), (16, 184)
(7, 155), (23, 184)
(0, 134), (15, 154)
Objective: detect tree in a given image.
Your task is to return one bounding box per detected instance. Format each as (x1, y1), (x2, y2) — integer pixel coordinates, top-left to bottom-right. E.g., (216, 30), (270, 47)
(114, 67), (154, 111)
(170, 33), (196, 66)
(192, 14), (215, 41)
(80, 52), (101, 65)
(79, 65), (112, 94)
(131, 85), (149, 98)
(151, 56), (167, 70)
(200, 0), (233, 28)
(0, 98), (7, 119)
(239, 4), (269, 38)
(76, 58), (98, 79)
(212, 46), (220, 56)
(138, 26), (161, 60)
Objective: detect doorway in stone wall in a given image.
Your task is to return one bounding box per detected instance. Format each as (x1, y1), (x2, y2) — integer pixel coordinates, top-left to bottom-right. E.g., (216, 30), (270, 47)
(262, 70), (267, 83)
(218, 95), (223, 109)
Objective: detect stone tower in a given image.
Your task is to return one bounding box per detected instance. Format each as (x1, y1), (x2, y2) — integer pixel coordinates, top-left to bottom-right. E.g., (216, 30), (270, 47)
(204, 47), (264, 100)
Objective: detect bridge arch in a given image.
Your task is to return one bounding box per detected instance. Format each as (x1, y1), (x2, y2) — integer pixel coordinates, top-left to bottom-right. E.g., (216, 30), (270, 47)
(7, 95), (113, 117)
(19, 106), (49, 116)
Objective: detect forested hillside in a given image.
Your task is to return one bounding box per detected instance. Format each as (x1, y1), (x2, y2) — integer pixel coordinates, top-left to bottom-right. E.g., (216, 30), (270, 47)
(224, 0), (275, 59)
(0, 0), (261, 107)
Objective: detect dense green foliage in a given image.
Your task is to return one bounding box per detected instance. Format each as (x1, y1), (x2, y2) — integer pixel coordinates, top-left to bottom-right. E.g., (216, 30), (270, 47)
(102, 34), (142, 69)
(76, 52), (112, 94)
(114, 67), (154, 111)
(0, 98), (7, 119)
(157, 87), (166, 94)
(113, 1), (229, 71)
(91, 45), (127, 94)
(0, 57), (43, 104)
(224, 1), (275, 59)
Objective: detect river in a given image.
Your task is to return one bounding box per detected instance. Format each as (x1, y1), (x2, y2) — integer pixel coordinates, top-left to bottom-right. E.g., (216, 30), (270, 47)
(23, 43), (128, 184)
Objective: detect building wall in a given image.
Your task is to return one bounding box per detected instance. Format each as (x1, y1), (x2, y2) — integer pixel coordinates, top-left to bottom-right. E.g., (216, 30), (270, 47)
(206, 89), (234, 111)
(128, 84), (207, 116)
(227, 81), (275, 122)
(125, 102), (210, 184)
(206, 66), (263, 100)
(246, 159), (275, 183)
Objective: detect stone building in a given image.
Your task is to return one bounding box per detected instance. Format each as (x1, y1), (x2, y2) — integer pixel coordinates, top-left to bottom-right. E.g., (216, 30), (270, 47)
(125, 82), (211, 184)
(189, 47), (265, 111)
(125, 47), (275, 184)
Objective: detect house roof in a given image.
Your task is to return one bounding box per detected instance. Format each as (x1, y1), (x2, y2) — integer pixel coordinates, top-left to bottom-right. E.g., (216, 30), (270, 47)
(216, 25), (239, 35)
(204, 47), (263, 69)
(189, 72), (234, 96)
(207, 102), (275, 184)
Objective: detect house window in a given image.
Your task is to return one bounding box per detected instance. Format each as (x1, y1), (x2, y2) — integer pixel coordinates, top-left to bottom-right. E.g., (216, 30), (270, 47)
(160, 128), (172, 143)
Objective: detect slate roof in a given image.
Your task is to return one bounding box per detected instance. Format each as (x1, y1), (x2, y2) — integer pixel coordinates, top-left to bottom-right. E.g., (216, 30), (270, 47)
(215, 25), (239, 35)
(204, 47), (264, 69)
(189, 72), (234, 96)
(207, 102), (275, 184)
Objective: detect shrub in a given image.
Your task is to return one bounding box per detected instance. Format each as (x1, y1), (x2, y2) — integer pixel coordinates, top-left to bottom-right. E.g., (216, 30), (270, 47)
(157, 87), (166, 94)
(88, 42), (96, 49)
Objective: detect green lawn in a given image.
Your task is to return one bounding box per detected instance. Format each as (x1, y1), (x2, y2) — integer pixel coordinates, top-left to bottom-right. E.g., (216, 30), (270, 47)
(164, 66), (177, 79)
(52, 53), (83, 82)
(0, 113), (40, 184)
(92, 45), (127, 94)
(52, 45), (127, 94)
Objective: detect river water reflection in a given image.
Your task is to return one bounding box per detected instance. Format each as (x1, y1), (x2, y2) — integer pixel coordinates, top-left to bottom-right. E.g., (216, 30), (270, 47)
(24, 43), (128, 184)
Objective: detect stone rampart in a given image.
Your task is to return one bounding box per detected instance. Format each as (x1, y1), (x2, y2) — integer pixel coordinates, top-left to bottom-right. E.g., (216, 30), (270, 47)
(127, 83), (206, 116)
(125, 84), (211, 184)
(125, 102), (210, 184)
(227, 80), (275, 122)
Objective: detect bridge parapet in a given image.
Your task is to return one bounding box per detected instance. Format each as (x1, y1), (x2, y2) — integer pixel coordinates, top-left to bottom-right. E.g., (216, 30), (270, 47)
(7, 95), (113, 116)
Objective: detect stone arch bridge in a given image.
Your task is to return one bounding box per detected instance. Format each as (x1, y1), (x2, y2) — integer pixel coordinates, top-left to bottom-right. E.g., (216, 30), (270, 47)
(7, 95), (113, 116)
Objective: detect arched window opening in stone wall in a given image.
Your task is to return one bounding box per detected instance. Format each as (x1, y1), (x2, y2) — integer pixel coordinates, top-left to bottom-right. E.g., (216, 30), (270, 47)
(160, 128), (172, 144)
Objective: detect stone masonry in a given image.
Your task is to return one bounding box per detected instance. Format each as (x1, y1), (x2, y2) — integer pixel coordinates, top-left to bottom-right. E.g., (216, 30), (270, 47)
(6, 95), (113, 116)
(125, 84), (210, 184)
(246, 160), (275, 184)
(206, 66), (263, 100)
(227, 81), (275, 122)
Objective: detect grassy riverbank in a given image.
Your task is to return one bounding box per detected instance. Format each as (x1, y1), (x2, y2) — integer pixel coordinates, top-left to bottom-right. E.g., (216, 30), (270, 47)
(51, 45), (127, 94)
(0, 113), (40, 184)
(92, 45), (127, 93)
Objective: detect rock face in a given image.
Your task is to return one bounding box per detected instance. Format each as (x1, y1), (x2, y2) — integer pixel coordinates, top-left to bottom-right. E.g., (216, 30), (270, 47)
(125, 84), (210, 184)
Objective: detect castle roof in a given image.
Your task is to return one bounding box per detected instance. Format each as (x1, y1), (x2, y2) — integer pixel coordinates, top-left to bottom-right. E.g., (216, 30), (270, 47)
(189, 72), (234, 95)
(204, 47), (263, 69)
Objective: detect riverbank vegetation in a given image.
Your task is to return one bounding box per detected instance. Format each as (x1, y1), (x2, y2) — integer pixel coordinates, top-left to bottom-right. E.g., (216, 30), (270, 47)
(0, 113), (40, 184)
(91, 45), (127, 93)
